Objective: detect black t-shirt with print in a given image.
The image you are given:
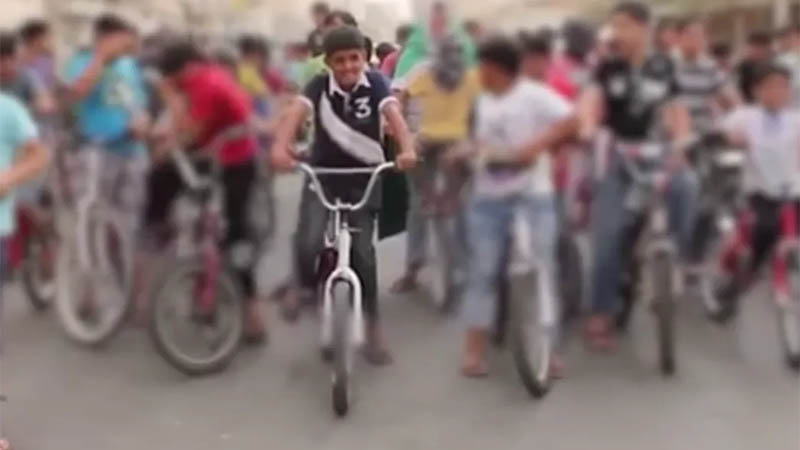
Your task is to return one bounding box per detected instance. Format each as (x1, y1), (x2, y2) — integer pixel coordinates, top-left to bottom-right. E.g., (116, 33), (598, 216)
(595, 54), (679, 140)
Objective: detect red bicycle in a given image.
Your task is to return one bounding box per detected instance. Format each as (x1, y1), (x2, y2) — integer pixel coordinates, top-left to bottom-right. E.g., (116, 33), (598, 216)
(703, 187), (800, 371)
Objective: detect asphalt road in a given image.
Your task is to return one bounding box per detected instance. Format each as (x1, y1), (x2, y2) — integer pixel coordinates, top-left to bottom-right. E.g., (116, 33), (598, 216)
(3, 176), (799, 450)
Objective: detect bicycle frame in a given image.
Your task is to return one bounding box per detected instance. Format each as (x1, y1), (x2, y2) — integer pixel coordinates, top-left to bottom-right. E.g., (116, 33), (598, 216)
(297, 162), (395, 350)
(618, 143), (680, 300)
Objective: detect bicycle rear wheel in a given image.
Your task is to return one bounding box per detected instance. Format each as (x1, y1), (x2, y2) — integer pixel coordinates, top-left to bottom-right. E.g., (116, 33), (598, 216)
(557, 233), (583, 323)
(149, 258), (244, 376)
(510, 271), (552, 399)
(651, 253), (677, 376)
(331, 282), (354, 417)
(778, 249), (800, 372)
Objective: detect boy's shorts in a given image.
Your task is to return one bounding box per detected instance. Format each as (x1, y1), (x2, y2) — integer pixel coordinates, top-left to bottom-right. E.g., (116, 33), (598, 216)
(68, 146), (149, 232)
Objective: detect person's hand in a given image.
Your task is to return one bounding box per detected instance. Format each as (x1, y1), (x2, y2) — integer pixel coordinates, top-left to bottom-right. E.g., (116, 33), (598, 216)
(129, 113), (150, 140)
(270, 145), (296, 173)
(0, 173), (15, 198)
(665, 149), (687, 173)
(395, 150), (418, 171)
(97, 34), (129, 63)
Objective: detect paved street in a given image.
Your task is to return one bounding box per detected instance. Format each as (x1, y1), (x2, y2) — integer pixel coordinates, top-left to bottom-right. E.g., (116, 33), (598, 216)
(3, 176), (799, 450)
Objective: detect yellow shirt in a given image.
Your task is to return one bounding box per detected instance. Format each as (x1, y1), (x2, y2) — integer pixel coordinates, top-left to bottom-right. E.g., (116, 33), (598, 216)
(237, 63), (268, 97)
(406, 68), (481, 141)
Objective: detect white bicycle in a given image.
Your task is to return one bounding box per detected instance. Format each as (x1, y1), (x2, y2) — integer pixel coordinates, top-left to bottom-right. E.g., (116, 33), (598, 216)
(55, 145), (135, 346)
(296, 161), (394, 417)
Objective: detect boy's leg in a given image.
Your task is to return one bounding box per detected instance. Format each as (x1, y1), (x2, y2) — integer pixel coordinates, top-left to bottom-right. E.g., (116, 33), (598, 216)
(461, 197), (512, 376)
(221, 160), (265, 342)
(284, 181), (328, 320)
(350, 209), (390, 365)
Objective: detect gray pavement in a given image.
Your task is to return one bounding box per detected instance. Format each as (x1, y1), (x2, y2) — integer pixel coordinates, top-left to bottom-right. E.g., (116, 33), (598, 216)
(3, 176), (799, 450)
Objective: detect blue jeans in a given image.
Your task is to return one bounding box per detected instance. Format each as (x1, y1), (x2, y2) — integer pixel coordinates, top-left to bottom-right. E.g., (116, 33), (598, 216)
(589, 154), (698, 315)
(462, 193), (558, 329)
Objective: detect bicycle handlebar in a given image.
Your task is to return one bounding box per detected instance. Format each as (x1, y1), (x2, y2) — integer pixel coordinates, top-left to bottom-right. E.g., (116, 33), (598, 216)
(296, 162), (396, 212)
(169, 124), (255, 191)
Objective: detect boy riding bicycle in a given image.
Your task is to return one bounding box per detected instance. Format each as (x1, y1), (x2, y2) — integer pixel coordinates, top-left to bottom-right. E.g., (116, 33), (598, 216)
(715, 64), (800, 317)
(461, 36), (578, 377)
(271, 26), (417, 365)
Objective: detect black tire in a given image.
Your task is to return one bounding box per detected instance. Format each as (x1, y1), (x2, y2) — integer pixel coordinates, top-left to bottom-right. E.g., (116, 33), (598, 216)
(557, 233), (583, 323)
(21, 232), (55, 312)
(778, 249), (800, 372)
(331, 282), (352, 417)
(149, 259), (244, 376)
(493, 273), (510, 348)
(55, 213), (133, 346)
(651, 254), (676, 376)
(510, 271), (552, 399)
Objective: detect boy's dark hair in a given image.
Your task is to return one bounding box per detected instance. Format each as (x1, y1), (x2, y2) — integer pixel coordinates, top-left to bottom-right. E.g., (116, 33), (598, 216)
(158, 40), (205, 76)
(312, 2), (330, 16)
(324, 10), (358, 28)
(238, 35), (268, 58)
(94, 13), (132, 37)
(753, 62), (792, 86)
(376, 42), (396, 60)
(19, 19), (50, 44)
(710, 42), (731, 59)
(0, 32), (17, 57)
(396, 24), (413, 45)
(562, 19), (595, 60)
(612, 2), (651, 25)
(478, 35), (521, 76)
(748, 31), (773, 46)
(323, 26), (365, 57)
(519, 30), (552, 57)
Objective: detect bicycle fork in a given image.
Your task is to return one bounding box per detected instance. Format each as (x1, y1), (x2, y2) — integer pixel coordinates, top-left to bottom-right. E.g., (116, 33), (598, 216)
(321, 228), (365, 350)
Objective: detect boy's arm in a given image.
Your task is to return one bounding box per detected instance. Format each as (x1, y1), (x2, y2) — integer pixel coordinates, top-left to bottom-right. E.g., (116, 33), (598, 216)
(270, 97), (310, 171)
(381, 101), (417, 171)
(518, 115), (579, 165)
(0, 138), (49, 196)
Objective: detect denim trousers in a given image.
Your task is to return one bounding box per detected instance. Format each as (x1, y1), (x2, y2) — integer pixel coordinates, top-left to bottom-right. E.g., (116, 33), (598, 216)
(462, 192), (558, 329)
(589, 153), (698, 315)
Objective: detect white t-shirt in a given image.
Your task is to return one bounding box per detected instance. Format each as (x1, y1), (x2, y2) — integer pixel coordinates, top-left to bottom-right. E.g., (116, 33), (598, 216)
(723, 106), (800, 197)
(473, 79), (572, 197)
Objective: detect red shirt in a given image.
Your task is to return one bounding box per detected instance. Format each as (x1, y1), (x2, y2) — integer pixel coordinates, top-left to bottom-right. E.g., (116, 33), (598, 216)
(181, 63), (256, 166)
(380, 51), (400, 78)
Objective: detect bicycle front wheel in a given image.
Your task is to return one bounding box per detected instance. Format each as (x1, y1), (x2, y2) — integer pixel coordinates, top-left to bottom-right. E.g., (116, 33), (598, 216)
(650, 253), (677, 376)
(149, 258), (244, 376)
(331, 281), (354, 417)
(55, 211), (133, 346)
(778, 249), (800, 372)
(510, 271), (553, 399)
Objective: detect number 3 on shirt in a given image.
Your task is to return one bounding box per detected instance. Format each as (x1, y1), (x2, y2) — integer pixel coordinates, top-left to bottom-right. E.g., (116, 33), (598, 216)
(353, 97), (372, 120)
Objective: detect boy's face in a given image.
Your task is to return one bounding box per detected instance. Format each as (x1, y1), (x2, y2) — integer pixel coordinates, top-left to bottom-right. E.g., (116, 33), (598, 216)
(680, 23), (706, 57)
(327, 48), (366, 89)
(478, 61), (512, 94)
(522, 52), (550, 81)
(611, 12), (647, 56)
(756, 74), (790, 110)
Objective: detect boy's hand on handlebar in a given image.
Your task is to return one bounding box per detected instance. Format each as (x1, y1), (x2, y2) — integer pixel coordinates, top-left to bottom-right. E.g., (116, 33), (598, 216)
(271, 147), (296, 173)
(395, 150), (418, 171)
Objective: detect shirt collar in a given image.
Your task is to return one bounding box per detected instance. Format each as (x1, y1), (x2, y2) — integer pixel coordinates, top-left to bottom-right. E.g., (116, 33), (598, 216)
(328, 70), (370, 96)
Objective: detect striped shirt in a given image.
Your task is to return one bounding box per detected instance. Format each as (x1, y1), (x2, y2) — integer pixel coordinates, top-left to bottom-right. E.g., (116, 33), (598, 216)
(674, 54), (726, 134)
